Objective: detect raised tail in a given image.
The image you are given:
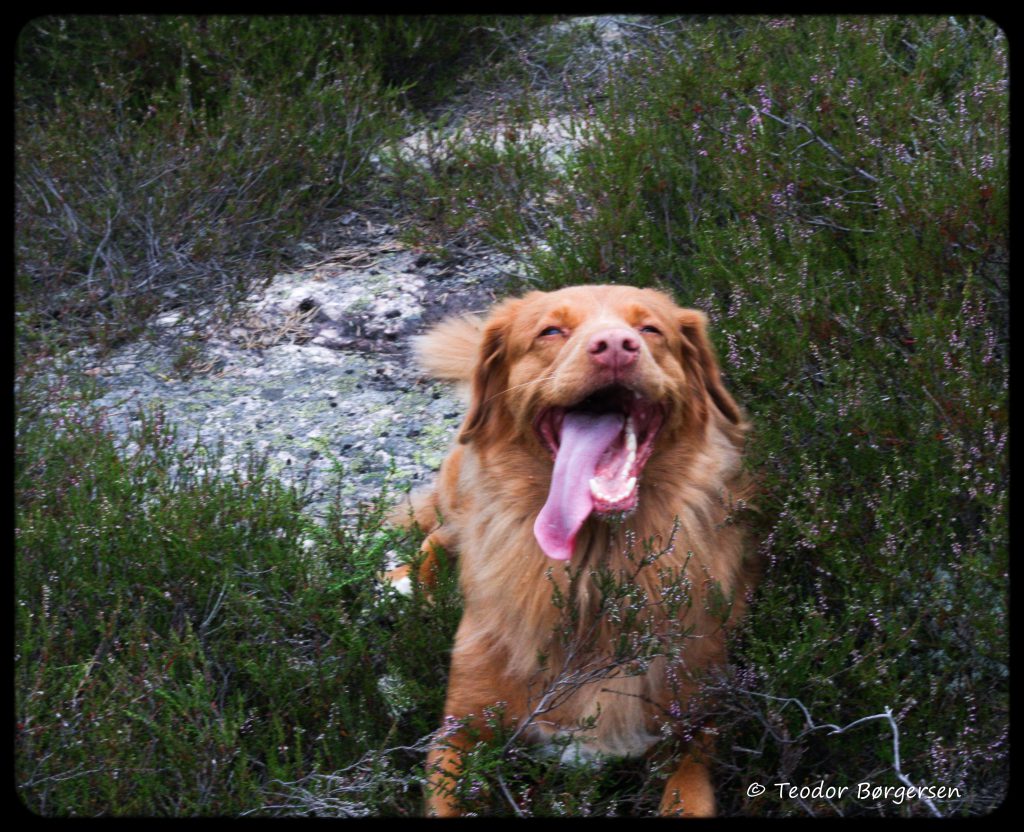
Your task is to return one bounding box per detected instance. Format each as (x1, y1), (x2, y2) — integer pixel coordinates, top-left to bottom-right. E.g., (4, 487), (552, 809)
(411, 314), (483, 401)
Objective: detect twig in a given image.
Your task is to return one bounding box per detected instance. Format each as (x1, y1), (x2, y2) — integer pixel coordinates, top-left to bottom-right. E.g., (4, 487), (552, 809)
(746, 103), (907, 213)
(749, 105), (881, 187)
(744, 693), (943, 818)
(495, 772), (526, 817)
(501, 528), (686, 751)
(199, 583), (229, 635)
(803, 216), (876, 234)
(86, 206), (119, 284)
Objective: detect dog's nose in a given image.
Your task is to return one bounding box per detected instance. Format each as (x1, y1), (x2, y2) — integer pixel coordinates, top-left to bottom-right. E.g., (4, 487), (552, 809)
(588, 328), (641, 370)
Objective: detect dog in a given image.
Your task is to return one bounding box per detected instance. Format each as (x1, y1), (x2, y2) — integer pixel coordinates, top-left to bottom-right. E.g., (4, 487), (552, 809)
(388, 284), (755, 816)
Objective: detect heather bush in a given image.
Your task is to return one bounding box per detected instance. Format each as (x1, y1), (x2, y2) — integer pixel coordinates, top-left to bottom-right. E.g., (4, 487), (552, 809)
(16, 14), (1007, 817)
(391, 14), (1008, 816)
(15, 373), (462, 815)
(15, 15), (544, 357)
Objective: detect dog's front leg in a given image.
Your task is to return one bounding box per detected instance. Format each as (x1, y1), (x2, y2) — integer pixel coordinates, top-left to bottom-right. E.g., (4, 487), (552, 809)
(425, 716), (491, 817)
(425, 623), (526, 816)
(658, 733), (717, 817)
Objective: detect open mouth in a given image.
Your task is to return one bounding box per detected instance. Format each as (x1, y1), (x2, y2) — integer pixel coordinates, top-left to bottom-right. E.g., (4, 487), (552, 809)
(533, 385), (664, 560)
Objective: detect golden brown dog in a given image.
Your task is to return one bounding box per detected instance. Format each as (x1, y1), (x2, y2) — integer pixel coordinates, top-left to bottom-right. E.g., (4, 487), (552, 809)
(389, 284), (755, 816)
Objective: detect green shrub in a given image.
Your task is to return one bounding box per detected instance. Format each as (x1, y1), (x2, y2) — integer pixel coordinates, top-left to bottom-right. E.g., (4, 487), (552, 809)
(14, 15), (548, 357)
(394, 15), (1008, 815)
(15, 14), (1008, 816)
(14, 374), (461, 815)
(16, 17), (397, 355)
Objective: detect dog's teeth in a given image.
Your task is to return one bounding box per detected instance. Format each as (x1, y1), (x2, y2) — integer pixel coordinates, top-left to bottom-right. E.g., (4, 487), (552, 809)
(589, 475), (637, 505)
(588, 418), (640, 505)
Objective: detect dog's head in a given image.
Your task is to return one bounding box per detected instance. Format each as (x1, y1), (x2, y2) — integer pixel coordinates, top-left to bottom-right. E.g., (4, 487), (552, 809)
(454, 284), (742, 560)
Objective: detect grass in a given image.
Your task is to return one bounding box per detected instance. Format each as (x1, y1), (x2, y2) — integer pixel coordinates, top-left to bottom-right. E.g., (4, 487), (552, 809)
(16, 14), (1007, 816)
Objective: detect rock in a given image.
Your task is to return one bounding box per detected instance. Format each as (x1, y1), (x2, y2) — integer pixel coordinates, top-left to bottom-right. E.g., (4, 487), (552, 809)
(73, 214), (518, 522)
(50, 15), (655, 525)
(377, 113), (587, 175)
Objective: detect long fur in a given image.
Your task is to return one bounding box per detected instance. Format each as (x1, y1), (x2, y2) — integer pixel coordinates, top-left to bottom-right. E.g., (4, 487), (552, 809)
(402, 285), (756, 816)
(411, 314), (483, 404)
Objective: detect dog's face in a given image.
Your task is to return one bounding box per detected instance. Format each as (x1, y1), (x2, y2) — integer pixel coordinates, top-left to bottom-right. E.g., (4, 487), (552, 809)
(458, 285), (741, 560)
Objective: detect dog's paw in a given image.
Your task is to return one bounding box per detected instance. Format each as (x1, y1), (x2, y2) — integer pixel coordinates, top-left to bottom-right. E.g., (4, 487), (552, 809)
(380, 563), (414, 597)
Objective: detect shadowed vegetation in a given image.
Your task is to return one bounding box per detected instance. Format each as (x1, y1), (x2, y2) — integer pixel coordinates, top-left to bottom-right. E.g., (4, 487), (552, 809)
(17, 14), (1006, 816)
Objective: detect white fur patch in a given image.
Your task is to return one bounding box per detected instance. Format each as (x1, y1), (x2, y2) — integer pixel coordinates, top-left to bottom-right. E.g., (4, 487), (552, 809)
(539, 735), (607, 767)
(532, 727), (660, 767)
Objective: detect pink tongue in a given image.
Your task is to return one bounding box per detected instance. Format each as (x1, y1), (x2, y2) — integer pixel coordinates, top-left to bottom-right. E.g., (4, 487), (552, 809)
(533, 411), (624, 560)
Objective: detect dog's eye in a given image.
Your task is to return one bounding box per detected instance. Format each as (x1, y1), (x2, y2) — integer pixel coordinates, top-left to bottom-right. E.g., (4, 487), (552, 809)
(538, 326), (563, 338)
(639, 325), (662, 336)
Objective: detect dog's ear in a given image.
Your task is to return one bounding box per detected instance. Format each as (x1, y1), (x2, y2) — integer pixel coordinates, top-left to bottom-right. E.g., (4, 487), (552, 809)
(458, 299), (520, 444)
(677, 308), (742, 425)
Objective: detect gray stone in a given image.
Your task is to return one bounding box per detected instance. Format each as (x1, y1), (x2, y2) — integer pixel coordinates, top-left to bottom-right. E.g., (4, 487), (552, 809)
(42, 15), (659, 529)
